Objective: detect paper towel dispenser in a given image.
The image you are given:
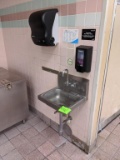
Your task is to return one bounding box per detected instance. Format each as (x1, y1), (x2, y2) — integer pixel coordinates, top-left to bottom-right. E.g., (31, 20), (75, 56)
(29, 9), (58, 46)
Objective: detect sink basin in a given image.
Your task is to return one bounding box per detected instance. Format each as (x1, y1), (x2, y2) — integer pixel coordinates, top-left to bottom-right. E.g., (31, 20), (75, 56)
(38, 69), (89, 111)
(38, 87), (86, 110)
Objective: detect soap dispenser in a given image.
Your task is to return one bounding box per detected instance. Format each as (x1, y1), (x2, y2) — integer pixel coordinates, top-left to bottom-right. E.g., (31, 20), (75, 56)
(29, 9), (58, 46)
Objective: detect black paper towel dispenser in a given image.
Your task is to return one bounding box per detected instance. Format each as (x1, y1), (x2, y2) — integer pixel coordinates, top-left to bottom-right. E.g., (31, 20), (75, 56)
(29, 9), (58, 46)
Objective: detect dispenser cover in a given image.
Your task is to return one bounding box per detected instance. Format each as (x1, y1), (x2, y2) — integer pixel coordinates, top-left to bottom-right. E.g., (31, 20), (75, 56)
(29, 9), (58, 46)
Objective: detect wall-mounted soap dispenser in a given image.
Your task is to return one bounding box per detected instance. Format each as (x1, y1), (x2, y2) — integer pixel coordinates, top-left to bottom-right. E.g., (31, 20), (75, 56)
(75, 45), (93, 73)
(29, 9), (58, 46)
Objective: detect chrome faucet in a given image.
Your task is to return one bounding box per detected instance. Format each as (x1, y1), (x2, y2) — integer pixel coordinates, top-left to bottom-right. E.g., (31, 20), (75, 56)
(62, 69), (69, 86)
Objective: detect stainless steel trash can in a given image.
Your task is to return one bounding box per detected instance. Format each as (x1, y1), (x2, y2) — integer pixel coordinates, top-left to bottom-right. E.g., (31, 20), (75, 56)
(0, 67), (29, 132)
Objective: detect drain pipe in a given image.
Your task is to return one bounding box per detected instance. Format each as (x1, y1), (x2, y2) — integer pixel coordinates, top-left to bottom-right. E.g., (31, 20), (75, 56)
(59, 113), (72, 136)
(59, 113), (64, 136)
(54, 110), (72, 136)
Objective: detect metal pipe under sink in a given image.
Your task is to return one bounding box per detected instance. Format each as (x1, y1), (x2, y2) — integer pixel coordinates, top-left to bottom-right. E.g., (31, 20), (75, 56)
(59, 112), (72, 136)
(59, 113), (64, 136)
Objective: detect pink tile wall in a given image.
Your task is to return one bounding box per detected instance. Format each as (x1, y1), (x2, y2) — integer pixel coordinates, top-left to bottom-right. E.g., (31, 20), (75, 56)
(97, 0), (103, 12)
(0, 20), (7, 69)
(1, 0), (103, 146)
(86, 0), (98, 13)
(0, 0), (31, 9)
(0, 0), (103, 22)
(76, 1), (86, 14)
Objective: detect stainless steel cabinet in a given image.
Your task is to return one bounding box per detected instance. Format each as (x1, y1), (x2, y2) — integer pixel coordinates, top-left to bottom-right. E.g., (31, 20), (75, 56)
(0, 68), (29, 132)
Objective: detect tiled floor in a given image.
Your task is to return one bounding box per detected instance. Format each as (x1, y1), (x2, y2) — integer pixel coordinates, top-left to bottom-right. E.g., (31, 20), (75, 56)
(0, 112), (120, 160)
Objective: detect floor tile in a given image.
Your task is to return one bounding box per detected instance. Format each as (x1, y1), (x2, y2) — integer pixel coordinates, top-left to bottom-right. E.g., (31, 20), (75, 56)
(89, 149), (111, 160)
(17, 142), (35, 158)
(0, 141), (15, 157)
(70, 148), (86, 160)
(107, 133), (120, 147)
(2, 149), (23, 160)
(113, 148), (120, 160)
(100, 141), (118, 157)
(10, 134), (29, 148)
(49, 133), (66, 148)
(111, 117), (120, 126)
(96, 135), (105, 147)
(0, 111), (119, 160)
(72, 148), (93, 160)
(25, 149), (44, 160)
(17, 123), (31, 132)
(22, 127), (39, 139)
(27, 112), (36, 120)
(34, 122), (48, 133)
(0, 134), (8, 146)
(28, 116), (42, 126)
(30, 133), (46, 148)
(113, 125), (120, 136)
(105, 123), (116, 133)
(87, 147), (98, 158)
(47, 150), (68, 160)
(38, 141), (56, 157)
(4, 127), (20, 140)
(41, 127), (57, 139)
(99, 129), (110, 139)
(58, 141), (77, 157)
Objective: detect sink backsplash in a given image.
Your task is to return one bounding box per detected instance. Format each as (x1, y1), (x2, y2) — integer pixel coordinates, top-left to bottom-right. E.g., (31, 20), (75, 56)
(58, 72), (89, 98)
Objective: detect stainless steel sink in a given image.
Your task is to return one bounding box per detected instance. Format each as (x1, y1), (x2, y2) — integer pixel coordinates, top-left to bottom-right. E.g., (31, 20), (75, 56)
(38, 68), (89, 135)
(38, 68), (89, 111)
(38, 87), (86, 110)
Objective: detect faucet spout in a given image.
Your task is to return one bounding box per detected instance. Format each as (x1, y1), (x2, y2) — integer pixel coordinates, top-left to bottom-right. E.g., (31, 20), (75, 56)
(62, 69), (69, 86)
